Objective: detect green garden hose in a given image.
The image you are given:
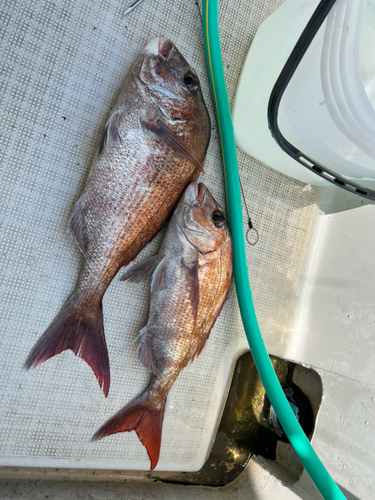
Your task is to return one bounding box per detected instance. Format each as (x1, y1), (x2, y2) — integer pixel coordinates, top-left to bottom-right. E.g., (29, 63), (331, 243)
(201, 1), (346, 498)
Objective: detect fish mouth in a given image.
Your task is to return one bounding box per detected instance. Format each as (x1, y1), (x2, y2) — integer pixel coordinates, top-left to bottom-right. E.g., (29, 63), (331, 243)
(187, 181), (207, 206)
(196, 182), (206, 206)
(144, 36), (173, 59)
(144, 36), (165, 55)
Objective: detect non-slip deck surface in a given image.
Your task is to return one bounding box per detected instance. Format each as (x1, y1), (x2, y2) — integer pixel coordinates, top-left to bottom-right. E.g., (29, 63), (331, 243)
(0, 0), (318, 471)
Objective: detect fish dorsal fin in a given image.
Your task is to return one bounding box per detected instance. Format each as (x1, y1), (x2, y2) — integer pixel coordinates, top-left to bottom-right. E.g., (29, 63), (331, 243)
(138, 326), (162, 378)
(99, 110), (123, 156)
(182, 259), (199, 320)
(191, 331), (210, 364)
(69, 198), (86, 255)
(120, 256), (159, 283)
(141, 115), (204, 173)
(151, 257), (168, 292)
(191, 276), (233, 364)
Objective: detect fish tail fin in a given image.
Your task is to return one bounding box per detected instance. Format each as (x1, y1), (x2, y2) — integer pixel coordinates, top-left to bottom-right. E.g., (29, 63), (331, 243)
(24, 297), (110, 397)
(91, 392), (166, 470)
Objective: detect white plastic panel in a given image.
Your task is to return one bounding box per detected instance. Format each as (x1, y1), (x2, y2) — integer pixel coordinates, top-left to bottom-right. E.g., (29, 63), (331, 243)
(292, 205), (375, 384)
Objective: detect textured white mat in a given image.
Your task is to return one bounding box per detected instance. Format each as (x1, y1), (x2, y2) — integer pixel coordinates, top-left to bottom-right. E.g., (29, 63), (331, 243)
(0, 0), (317, 471)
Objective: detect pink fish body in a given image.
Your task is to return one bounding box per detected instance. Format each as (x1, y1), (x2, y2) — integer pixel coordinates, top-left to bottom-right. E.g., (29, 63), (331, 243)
(92, 182), (233, 470)
(24, 37), (211, 396)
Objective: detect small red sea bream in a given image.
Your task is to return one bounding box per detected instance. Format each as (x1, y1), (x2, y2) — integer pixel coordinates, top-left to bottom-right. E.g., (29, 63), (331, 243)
(92, 182), (233, 470)
(24, 37), (211, 396)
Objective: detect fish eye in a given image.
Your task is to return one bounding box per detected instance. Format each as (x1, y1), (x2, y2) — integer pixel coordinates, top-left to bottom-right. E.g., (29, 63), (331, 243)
(212, 211), (225, 228)
(183, 72), (196, 87)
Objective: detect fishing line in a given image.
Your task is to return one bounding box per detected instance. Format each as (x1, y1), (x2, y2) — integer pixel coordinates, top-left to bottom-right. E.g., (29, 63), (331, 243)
(238, 177), (259, 246)
(194, 0), (259, 247)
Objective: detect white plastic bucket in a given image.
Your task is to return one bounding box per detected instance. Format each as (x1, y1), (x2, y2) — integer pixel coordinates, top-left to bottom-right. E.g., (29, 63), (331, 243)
(233, 0), (375, 187)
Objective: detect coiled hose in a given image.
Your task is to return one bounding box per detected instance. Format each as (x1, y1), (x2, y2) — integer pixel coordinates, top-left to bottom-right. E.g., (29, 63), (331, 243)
(201, 1), (346, 498)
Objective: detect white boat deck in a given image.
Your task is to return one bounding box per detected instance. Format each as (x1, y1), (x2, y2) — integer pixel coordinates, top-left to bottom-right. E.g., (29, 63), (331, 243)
(0, 0), (374, 498)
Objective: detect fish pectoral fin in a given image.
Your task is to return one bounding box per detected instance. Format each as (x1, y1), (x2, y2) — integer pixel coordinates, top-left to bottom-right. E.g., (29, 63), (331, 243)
(182, 258), (199, 320)
(141, 115), (204, 173)
(69, 198), (86, 255)
(151, 257), (168, 292)
(138, 328), (162, 378)
(99, 110), (123, 156)
(120, 255), (160, 283)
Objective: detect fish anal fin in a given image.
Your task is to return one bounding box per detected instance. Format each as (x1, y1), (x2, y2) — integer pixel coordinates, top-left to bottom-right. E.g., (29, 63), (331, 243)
(138, 328), (162, 378)
(151, 257), (168, 292)
(109, 115), (122, 145)
(69, 198), (86, 255)
(99, 125), (108, 156)
(141, 115), (204, 173)
(120, 256), (159, 283)
(99, 110), (123, 156)
(91, 392), (166, 471)
(182, 259), (199, 320)
(24, 298), (110, 397)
